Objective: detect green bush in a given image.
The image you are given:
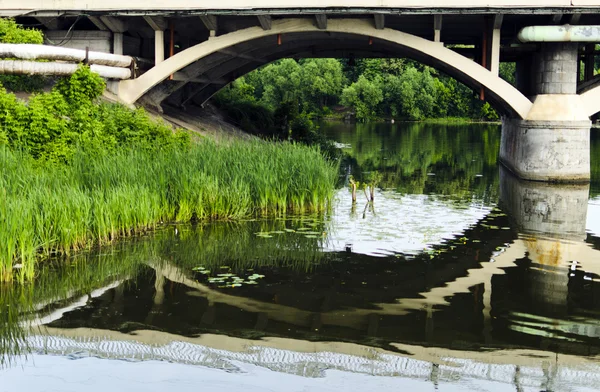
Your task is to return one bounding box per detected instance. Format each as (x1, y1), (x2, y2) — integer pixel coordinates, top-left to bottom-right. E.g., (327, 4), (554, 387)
(0, 18), (46, 92)
(0, 18), (43, 44)
(0, 65), (190, 162)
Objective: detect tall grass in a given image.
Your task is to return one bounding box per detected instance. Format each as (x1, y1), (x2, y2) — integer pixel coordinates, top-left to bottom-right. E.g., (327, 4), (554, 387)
(0, 139), (338, 282)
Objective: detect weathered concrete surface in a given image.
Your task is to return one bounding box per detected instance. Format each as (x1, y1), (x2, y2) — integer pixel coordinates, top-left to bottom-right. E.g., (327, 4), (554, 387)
(533, 43), (578, 95)
(500, 95), (591, 182)
(517, 43), (579, 97)
(499, 167), (589, 240)
(45, 30), (112, 53)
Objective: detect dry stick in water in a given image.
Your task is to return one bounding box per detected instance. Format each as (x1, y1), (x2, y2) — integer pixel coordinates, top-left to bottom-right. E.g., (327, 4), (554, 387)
(363, 187), (370, 202)
(349, 179), (357, 203)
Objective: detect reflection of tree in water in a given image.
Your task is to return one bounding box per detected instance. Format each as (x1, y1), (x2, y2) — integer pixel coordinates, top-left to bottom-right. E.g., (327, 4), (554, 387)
(159, 219), (328, 274)
(330, 122), (500, 201)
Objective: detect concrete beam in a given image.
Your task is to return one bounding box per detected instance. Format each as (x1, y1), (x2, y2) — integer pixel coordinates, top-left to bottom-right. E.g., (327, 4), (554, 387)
(257, 15), (272, 30)
(90, 16), (127, 56)
(172, 73), (227, 84)
(200, 15), (218, 31)
(88, 16), (109, 31)
(315, 14), (327, 30)
(374, 14), (385, 30)
(569, 14), (582, 24)
(154, 30), (165, 64)
(219, 49), (267, 63)
(113, 32), (123, 55)
(99, 16), (128, 33)
(143, 15), (167, 31)
(434, 15), (442, 42)
(35, 17), (62, 30)
(551, 13), (563, 24)
(490, 14), (503, 76)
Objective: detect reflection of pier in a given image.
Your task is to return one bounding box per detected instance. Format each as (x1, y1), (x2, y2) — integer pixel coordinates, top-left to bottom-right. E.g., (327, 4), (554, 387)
(16, 169), (600, 391)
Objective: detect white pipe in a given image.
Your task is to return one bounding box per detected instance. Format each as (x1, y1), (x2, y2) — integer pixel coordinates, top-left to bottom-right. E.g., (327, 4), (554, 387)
(519, 25), (600, 43)
(0, 43), (133, 67)
(0, 60), (132, 79)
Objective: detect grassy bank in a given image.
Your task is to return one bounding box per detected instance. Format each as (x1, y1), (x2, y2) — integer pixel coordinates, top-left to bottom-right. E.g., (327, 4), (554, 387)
(0, 141), (337, 283)
(0, 61), (338, 283)
(1, 136), (337, 284)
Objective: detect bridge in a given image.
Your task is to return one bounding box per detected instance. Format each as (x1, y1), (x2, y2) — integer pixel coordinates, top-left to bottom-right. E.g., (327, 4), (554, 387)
(3, 2), (600, 181)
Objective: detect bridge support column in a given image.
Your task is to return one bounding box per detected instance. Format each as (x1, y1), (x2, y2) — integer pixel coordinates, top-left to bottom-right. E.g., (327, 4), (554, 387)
(113, 32), (124, 55)
(501, 43), (591, 183)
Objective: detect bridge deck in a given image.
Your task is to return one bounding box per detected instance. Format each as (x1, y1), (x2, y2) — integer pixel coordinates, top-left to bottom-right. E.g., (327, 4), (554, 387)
(3, 0), (600, 17)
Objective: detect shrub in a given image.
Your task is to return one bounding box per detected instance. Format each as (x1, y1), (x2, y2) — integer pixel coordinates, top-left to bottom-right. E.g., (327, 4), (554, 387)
(0, 18), (46, 92)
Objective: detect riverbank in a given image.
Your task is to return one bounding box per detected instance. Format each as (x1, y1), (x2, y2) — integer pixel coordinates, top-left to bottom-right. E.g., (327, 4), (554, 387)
(0, 67), (339, 283)
(321, 113), (501, 125)
(0, 140), (338, 283)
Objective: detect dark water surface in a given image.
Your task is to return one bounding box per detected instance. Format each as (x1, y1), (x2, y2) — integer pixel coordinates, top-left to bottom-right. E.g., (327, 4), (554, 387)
(3, 123), (600, 391)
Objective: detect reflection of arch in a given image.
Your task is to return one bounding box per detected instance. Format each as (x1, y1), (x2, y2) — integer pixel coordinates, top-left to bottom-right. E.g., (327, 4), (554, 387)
(119, 18), (533, 119)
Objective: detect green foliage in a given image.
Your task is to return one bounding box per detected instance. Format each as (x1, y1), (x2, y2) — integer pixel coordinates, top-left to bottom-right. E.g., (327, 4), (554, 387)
(499, 62), (516, 86)
(341, 75), (383, 122)
(219, 58), (345, 115)
(219, 57), (500, 125)
(0, 65), (190, 162)
(0, 140), (338, 282)
(0, 18), (46, 92)
(480, 102), (499, 121)
(55, 65), (105, 105)
(0, 18), (43, 44)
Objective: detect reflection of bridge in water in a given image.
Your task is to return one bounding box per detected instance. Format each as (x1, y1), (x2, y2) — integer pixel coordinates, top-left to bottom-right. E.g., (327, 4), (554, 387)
(15, 167), (600, 389)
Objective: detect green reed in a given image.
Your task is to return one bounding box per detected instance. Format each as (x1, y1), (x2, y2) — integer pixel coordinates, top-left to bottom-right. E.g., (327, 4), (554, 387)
(0, 140), (338, 282)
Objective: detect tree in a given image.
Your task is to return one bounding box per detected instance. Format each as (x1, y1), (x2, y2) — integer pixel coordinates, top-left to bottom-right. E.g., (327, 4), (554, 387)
(341, 75), (383, 121)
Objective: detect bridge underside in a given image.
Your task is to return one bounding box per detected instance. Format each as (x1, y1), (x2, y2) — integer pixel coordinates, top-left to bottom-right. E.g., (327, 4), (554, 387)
(7, 10), (600, 182)
(142, 31), (518, 115)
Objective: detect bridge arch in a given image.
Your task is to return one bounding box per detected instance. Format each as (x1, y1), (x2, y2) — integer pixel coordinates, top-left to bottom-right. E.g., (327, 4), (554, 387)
(119, 18), (533, 119)
(580, 84), (600, 118)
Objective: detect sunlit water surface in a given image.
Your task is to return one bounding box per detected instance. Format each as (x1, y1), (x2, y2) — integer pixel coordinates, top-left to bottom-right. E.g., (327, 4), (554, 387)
(3, 122), (600, 391)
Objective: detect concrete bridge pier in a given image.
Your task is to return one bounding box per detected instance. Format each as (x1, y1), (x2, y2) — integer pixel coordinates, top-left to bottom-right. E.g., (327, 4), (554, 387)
(501, 43), (591, 183)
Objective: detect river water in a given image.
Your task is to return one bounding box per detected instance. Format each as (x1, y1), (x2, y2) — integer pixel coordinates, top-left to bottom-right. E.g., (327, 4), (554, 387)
(2, 122), (600, 391)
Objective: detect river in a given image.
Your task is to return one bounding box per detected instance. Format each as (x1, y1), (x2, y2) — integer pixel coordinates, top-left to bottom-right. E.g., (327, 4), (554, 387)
(2, 122), (600, 391)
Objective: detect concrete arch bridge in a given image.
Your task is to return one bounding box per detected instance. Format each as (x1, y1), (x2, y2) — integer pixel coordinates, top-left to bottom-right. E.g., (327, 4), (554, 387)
(5, 4), (600, 181)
